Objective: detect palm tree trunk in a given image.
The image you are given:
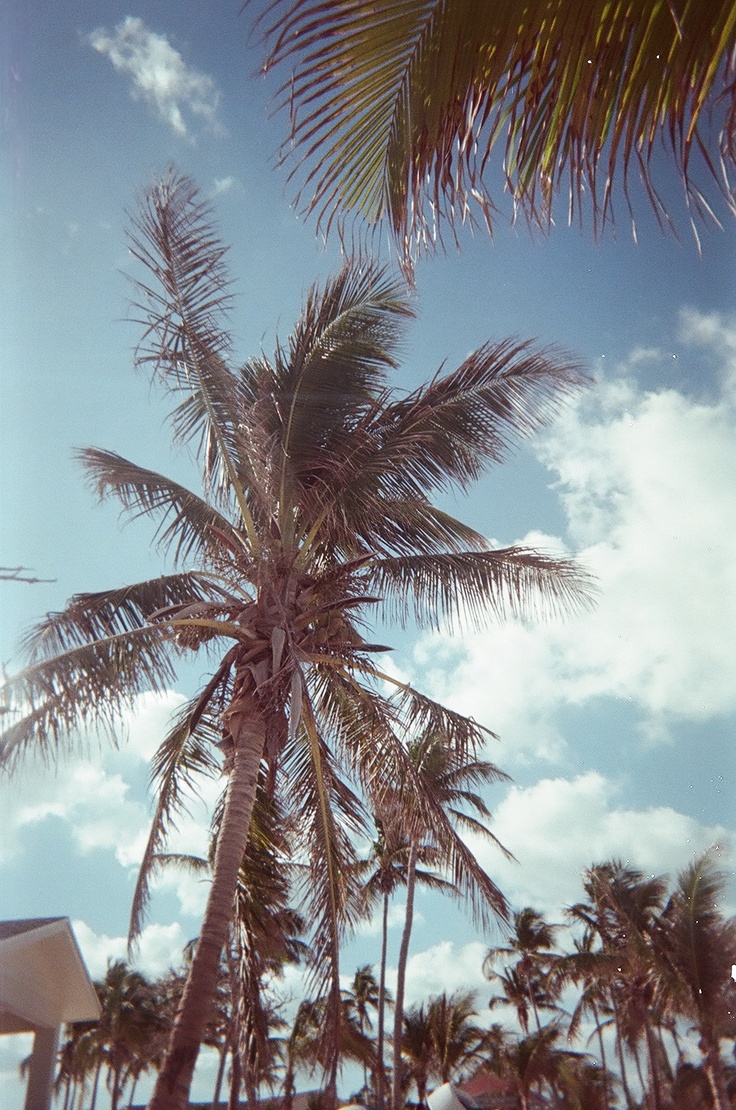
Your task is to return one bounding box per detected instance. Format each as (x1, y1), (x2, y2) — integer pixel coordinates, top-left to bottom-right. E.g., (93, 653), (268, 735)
(148, 706), (267, 1110)
(211, 1042), (228, 1110)
(391, 839), (418, 1110)
(376, 891), (389, 1110)
(700, 1033), (731, 1110)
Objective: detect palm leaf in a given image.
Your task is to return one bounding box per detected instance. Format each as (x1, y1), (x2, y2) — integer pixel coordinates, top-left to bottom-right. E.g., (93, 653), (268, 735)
(129, 691), (225, 946)
(128, 172), (260, 546)
(0, 622), (183, 771)
(260, 0), (736, 265)
(370, 547), (597, 629)
(79, 448), (247, 567)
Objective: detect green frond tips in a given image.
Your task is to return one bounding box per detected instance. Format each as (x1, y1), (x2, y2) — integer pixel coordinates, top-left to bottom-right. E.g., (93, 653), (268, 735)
(259, 0), (736, 266)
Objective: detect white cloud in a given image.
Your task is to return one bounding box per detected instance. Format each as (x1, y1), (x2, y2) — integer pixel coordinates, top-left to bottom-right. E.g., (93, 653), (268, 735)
(0, 690), (218, 899)
(211, 175), (238, 197)
(87, 17), (223, 138)
(388, 940), (490, 1009)
(465, 772), (731, 917)
(412, 310), (736, 759)
(72, 918), (189, 979)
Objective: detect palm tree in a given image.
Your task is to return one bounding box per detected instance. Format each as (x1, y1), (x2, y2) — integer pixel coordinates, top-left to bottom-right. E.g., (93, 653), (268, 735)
(426, 990), (488, 1087)
(359, 816), (450, 1109)
(343, 965), (380, 1096)
(391, 730), (511, 1110)
(258, 0), (736, 269)
(484, 907), (560, 1034)
(92, 960), (165, 1110)
(570, 861), (671, 1110)
(491, 1021), (578, 1110)
(652, 850), (736, 1110)
(0, 172), (592, 1110)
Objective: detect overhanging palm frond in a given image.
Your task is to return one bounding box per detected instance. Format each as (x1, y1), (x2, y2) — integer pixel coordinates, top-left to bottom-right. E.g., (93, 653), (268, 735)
(260, 0), (736, 265)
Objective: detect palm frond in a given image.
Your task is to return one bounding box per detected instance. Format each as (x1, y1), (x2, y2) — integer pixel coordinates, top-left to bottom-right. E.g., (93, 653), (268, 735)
(128, 172), (260, 544)
(79, 448), (247, 567)
(1, 623), (182, 771)
(369, 339), (589, 494)
(129, 691), (225, 946)
(21, 572), (212, 661)
(267, 261), (413, 521)
(260, 0), (736, 265)
(370, 547), (597, 629)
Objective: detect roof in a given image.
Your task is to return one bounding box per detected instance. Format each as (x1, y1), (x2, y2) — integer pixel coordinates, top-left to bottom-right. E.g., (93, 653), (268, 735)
(0, 917), (101, 1033)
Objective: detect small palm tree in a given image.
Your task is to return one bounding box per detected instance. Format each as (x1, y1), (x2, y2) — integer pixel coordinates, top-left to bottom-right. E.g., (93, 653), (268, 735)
(0, 173), (592, 1110)
(484, 907), (561, 1033)
(258, 0), (736, 269)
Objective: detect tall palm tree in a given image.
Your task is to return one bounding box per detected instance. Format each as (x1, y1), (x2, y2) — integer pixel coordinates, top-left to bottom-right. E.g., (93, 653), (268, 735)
(391, 730), (512, 1110)
(0, 173), (592, 1110)
(570, 861), (671, 1110)
(343, 965), (380, 1096)
(257, 0), (736, 269)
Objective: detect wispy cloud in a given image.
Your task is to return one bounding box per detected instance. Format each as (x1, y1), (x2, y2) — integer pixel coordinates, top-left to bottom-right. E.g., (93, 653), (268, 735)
(87, 16), (223, 139)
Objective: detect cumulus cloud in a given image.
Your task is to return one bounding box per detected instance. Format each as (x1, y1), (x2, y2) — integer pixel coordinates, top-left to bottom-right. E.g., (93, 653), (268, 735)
(72, 918), (189, 978)
(0, 689), (218, 915)
(412, 309), (736, 760)
(466, 771), (731, 916)
(87, 17), (223, 138)
(387, 940), (490, 1009)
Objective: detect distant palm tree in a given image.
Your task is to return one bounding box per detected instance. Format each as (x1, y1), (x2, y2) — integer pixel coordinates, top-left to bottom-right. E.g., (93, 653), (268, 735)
(484, 907), (560, 1033)
(0, 173), (592, 1110)
(360, 816), (450, 1109)
(427, 990), (488, 1086)
(93, 960), (165, 1110)
(390, 731), (512, 1110)
(258, 0), (736, 269)
(653, 850), (736, 1110)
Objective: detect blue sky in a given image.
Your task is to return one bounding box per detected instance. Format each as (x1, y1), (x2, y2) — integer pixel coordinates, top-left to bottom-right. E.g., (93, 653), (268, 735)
(2, 2), (736, 1106)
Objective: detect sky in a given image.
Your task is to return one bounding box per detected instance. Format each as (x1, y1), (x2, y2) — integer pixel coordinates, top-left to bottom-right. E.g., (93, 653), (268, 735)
(1, 2), (735, 1106)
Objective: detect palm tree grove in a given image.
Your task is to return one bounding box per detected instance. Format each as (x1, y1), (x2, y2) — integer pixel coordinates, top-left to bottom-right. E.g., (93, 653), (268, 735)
(2, 2), (736, 1110)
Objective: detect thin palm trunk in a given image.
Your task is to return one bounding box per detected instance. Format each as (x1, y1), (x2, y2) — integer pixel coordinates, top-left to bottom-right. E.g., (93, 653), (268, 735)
(148, 711), (267, 1110)
(391, 839), (418, 1110)
(701, 1034), (731, 1110)
(211, 1042), (228, 1110)
(228, 1042), (242, 1110)
(589, 1000), (610, 1109)
(127, 1076), (139, 1109)
(376, 891), (389, 1110)
(644, 1023), (664, 1110)
(89, 1058), (103, 1110)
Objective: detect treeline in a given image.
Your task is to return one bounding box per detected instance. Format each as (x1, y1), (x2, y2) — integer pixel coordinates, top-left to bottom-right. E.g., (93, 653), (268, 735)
(54, 850), (736, 1110)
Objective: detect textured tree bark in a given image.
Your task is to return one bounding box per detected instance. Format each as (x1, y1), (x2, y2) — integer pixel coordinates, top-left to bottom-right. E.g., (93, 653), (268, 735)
(147, 707), (266, 1110)
(391, 839), (418, 1110)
